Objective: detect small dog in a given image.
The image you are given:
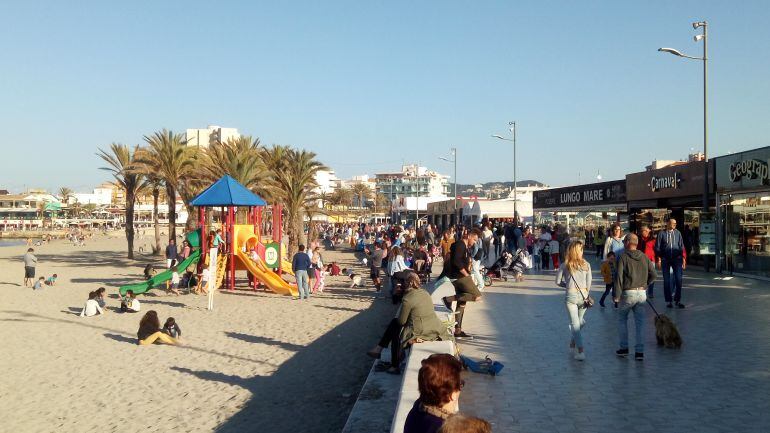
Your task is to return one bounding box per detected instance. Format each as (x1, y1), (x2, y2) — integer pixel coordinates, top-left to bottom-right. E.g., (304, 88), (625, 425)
(655, 315), (683, 349)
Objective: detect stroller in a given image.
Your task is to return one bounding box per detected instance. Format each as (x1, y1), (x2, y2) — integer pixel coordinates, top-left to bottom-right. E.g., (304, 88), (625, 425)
(507, 249), (532, 282)
(482, 251), (514, 286)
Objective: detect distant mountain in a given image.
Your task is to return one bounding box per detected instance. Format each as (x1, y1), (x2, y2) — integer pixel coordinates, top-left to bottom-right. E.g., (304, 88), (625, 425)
(448, 180), (547, 199)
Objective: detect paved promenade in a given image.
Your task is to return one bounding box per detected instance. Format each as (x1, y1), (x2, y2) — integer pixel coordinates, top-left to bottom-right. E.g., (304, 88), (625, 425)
(457, 262), (770, 433)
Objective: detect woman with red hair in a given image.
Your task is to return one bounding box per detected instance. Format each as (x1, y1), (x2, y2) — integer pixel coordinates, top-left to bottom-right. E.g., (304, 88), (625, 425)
(404, 354), (464, 433)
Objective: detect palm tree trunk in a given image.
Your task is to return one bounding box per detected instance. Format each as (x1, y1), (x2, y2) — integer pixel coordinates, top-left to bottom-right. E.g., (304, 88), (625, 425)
(153, 187), (161, 255)
(166, 184), (177, 241)
(125, 192), (135, 260)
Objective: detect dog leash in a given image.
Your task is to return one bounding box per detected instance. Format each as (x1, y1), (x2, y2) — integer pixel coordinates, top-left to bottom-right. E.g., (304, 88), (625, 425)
(646, 299), (662, 319)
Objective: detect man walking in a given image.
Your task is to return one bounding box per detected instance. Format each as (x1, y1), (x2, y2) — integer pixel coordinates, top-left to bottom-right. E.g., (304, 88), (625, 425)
(368, 242), (385, 292)
(292, 244), (311, 300)
(23, 248), (37, 287)
(614, 234), (656, 361)
(441, 228), (483, 339)
(165, 239), (178, 269)
(655, 218), (686, 309)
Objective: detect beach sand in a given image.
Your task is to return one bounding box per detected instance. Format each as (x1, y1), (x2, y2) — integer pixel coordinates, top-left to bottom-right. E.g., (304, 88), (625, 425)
(0, 232), (392, 433)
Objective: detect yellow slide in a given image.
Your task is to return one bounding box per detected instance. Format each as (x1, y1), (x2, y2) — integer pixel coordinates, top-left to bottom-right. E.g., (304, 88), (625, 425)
(234, 225), (298, 297)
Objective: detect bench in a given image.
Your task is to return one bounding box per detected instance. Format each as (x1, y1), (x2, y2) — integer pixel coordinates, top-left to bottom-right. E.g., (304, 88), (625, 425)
(389, 277), (458, 433)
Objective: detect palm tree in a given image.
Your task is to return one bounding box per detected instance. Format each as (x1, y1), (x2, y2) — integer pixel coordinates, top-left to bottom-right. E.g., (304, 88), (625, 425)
(58, 187), (73, 205)
(264, 145), (326, 254)
(351, 183), (372, 209)
(138, 176), (164, 255)
(329, 187), (354, 210)
(136, 129), (197, 241)
(97, 143), (146, 259)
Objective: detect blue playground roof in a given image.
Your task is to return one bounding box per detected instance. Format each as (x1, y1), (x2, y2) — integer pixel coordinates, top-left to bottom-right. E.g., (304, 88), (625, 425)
(190, 175), (267, 207)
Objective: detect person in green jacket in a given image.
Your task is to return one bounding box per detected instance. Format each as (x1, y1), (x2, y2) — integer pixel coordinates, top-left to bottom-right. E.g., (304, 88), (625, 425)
(367, 272), (453, 374)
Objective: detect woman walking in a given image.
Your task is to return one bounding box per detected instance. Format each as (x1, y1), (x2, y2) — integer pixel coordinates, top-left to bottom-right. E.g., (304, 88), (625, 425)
(603, 223), (625, 260)
(556, 241), (592, 361)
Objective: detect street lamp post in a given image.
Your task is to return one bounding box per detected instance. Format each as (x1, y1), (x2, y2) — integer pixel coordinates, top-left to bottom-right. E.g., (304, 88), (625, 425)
(492, 121), (517, 221)
(439, 148), (458, 227)
(659, 20), (709, 212)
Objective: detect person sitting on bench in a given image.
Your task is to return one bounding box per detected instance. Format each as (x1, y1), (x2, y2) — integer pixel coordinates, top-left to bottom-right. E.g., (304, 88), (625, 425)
(367, 273), (451, 374)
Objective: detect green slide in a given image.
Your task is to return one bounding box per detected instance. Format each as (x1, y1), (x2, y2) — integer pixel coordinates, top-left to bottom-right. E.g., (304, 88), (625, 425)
(119, 249), (201, 296)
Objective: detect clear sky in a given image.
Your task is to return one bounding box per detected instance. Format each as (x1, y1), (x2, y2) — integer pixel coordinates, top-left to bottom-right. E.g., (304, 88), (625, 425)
(1, 1), (768, 193)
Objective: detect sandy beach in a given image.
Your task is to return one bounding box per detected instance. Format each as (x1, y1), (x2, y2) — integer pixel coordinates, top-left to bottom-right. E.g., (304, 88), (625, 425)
(0, 232), (393, 433)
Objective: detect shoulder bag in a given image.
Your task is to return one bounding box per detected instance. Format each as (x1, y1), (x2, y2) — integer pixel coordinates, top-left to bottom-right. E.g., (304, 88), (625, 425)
(569, 272), (594, 308)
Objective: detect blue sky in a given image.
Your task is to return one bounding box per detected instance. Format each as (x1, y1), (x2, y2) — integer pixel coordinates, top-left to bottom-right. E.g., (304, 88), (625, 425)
(1, 1), (768, 193)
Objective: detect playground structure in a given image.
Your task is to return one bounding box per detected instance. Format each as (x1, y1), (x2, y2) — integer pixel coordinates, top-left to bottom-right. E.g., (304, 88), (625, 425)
(119, 175), (298, 297)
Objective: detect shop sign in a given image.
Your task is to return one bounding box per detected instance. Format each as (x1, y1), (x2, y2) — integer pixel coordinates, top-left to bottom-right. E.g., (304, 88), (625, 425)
(650, 172), (681, 192)
(533, 180), (626, 209)
(716, 147), (770, 192)
(626, 161), (713, 201)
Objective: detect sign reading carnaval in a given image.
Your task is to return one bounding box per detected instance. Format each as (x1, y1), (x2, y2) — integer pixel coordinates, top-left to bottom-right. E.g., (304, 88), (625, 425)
(650, 172), (681, 192)
(533, 180), (626, 209)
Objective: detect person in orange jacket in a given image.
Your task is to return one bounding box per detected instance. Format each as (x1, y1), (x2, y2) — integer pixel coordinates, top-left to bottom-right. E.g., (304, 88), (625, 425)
(638, 225), (657, 299)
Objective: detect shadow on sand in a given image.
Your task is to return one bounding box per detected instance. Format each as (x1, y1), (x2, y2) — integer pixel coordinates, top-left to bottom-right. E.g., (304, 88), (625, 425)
(224, 332), (304, 352)
(172, 296), (394, 433)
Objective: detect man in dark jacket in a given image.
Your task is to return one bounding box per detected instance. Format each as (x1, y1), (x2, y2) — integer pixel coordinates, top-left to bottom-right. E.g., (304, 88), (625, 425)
(441, 228), (482, 339)
(655, 218), (687, 309)
(614, 233), (656, 361)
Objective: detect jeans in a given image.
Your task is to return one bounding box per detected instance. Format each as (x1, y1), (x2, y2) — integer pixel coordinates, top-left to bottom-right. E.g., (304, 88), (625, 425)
(565, 293), (587, 349)
(618, 289), (647, 353)
(378, 318), (404, 366)
(295, 270), (310, 299)
(600, 283), (615, 305)
(661, 257), (683, 303)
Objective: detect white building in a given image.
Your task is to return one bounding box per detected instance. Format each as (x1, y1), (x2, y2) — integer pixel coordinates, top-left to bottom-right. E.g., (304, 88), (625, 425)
(375, 164), (450, 202)
(72, 185), (114, 206)
(185, 125), (240, 148)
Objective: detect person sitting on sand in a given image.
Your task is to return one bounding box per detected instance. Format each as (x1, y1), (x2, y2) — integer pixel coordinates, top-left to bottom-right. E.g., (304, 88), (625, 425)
(80, 291), (105, 317)
(33, 277), (45, 290)
(120, 290), (141, 313)
(94, 287), (107, 308)
(162, 317), (182, 340)
(343, 268), (363, 288)
(137, 310), (179, 346)
(167, 264), (181, 295)
(45, 274), (58, 286)
(367, 273), (452, 374)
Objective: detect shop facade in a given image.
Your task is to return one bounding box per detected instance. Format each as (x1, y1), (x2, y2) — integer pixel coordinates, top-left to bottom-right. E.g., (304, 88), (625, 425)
(714, 146), (770, 279)
(533, 180), (627, 245)
(626, 160), (715, 267)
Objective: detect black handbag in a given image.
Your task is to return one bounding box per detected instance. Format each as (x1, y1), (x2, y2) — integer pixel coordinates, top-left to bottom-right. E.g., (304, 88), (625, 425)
(570, 273), (595, 308)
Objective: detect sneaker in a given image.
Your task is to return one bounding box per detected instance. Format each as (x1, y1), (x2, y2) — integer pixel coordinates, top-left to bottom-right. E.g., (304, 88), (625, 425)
(614, 302), (618, 309)
(599, 300), (606, 308)
(676, 303), (686, 309)
(635, 352), (644, 361)
(454, 331), (474, 340)
(666, 303), (673, 309)
(616, 348), (629, 357)
(574, 351), (586, 361)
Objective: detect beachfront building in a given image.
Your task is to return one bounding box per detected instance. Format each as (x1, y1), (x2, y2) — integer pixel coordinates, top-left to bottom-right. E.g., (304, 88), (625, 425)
(0, 192), (54, 230)
(71, 184), (115, 206)
(375, 164), (450, 226)
(185, 125), (240, 148)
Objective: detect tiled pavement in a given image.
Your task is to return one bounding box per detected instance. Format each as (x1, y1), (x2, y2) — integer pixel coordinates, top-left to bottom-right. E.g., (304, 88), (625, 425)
(456, 260), (770, 433)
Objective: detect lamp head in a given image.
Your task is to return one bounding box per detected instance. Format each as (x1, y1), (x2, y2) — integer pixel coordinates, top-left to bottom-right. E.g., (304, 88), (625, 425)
(658, 47), (685, 57)
(692, 21), (706, 29)
(491, 134), (506, 140)
(694, 34), (705, 42)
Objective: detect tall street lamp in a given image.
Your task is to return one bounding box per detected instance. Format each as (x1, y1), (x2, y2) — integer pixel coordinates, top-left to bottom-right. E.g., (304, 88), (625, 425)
(439, 147), (457, 226)
(659, 20), (709, 212)
(492, 121), (517, 221)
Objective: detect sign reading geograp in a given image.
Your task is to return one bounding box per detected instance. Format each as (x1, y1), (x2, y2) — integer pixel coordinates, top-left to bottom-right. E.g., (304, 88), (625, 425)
(715, 146), (770, 192)
(264, 242), (280, 267)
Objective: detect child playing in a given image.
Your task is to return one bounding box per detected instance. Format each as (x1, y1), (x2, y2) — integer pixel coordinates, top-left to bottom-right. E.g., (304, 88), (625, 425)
(95, 287), (107, 308)
(196, 267), (210, 295)
(33, 277), (45, 290)
(163, 317), (182, 339)
(45, 274), (58, 286)
(343, 268), (363, 288)
(599, 251), (618, 308)
(120, 290), (141, 313)
(167, 266), (181, 295)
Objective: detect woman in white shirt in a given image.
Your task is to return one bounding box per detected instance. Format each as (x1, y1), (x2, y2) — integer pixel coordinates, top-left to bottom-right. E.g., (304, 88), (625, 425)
(388, 246), (408, 301)
(80, 291), (105, 317)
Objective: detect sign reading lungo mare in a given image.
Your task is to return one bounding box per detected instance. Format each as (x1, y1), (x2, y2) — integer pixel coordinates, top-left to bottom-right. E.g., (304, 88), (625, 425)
(533, 180), (626, 210)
